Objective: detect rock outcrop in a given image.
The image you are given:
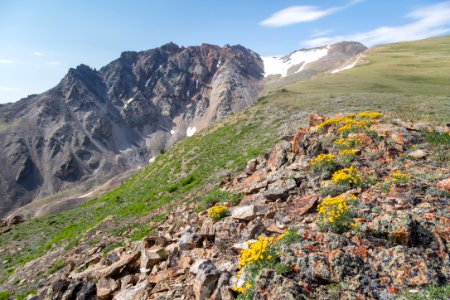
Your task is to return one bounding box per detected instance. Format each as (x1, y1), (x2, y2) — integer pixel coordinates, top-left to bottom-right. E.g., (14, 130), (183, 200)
(2, 112), (449, 299)
(0, 43), (263, 218)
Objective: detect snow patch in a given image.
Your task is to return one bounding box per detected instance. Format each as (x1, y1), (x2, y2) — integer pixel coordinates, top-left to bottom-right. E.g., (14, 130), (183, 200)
(262, 47), (328, 77)
(170, 130), (175, 135)
(124, 97), (135, 108)
(149, 157), (156, 163)
(331, 57), (359, 74)
(186, 127), (196, 137)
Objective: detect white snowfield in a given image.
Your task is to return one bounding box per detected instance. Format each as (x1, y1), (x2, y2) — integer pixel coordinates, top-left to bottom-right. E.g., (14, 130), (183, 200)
(186, 126), (196, 137)
(331, 56), (360, 74)
(262, 47), (328, 77)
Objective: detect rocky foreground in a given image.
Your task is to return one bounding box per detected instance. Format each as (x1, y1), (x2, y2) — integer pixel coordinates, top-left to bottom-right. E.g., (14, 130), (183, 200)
(1, 112), (449, 299)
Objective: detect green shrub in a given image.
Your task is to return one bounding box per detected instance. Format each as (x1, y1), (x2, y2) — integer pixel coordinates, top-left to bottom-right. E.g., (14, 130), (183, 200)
(199, 188), (243, 209)
(16, 290), (37, 300)
(0, 291), (10, 300)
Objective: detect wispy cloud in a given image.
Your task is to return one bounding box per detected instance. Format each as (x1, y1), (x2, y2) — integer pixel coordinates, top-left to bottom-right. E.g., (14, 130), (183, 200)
(311, 28), (335, 38)
(303, 1), (450, 47)
(33, 51), (44, 56)
(0, 59), (15, 64)
(45, 61), (61, 65)
(260, 0), (362, 27)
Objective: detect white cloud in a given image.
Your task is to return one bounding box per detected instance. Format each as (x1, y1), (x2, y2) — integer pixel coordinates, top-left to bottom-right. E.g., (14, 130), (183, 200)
(45, 61), (61, 65)
(0, 59), (14, 64)
(33, 51), (44, 56)
(260, 0), (362, 27)
(311, 28), (335, 38)
(303, 1), (450, 47)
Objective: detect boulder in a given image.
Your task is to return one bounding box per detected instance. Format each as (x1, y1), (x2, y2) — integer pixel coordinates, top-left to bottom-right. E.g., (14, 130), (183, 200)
(231, 205), (257, 221)
(192, 260), (220, 300)
(267, 141), (290, 171)
(263, 178), (297, 201)
(408, 149), (427, 159)
(96, 278), (119, 299)
(140, 246), (167, 273)
(178, 227), (203, 250)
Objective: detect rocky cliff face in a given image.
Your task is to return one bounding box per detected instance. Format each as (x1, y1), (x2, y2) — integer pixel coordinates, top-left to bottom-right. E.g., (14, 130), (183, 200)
(0, 43), (263, 218)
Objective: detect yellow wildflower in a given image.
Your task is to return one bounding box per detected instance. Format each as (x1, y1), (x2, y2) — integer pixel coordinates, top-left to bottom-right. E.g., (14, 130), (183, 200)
(331, 166), (363, 186)
(207, 205), (228, 220)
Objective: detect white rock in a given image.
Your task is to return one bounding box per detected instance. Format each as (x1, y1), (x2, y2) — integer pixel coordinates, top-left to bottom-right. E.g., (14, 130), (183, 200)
(232, 205), (257, 221)
(408, 149), (427, 159)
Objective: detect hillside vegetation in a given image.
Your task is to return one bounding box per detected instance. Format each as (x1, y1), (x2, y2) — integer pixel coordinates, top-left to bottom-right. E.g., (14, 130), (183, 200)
(1, 36), (449, 298)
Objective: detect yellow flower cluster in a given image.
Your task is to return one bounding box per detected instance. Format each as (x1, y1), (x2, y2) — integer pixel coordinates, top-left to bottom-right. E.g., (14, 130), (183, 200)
(392, 172), (407, 180)
(331, 166), (363, 186)
(338, 149), (358, 156)
(336, 119), (371, 135)
(238, 236), (275, 269)
(317, 196), (357, 231)
(317, 196), (348, 224)
(309, 154), (335, 166)
(333, 137), (360, 149)
(317, 116), (350, 131)
(207, 205), (228, 220)
(357, 111), (382, 119)
(232, 282), (252, 294)
(392, 172), (408, 184)
(316, 112), (380, 135)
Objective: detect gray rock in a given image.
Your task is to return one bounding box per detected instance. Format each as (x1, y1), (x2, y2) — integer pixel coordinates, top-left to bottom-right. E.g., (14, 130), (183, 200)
(140, 246), (168, 273)
(192, 260), (221, 300)
(96, 278), (119, 299)
(231, 205), (257, 221)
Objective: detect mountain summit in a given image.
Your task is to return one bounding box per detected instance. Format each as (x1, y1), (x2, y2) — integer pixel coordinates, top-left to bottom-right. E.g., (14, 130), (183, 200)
(263, 41), (367, 86)
(0, 43), (263, 218)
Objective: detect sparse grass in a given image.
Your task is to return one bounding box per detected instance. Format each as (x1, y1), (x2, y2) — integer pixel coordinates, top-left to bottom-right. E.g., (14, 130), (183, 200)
(129, 224), (152, 241)
(398, 284), (450, 300)
(198, 188), (243, 210)
(47, 259), (65, 275)
(16, 290), (37, 300)
(102, 241), (125, 256)
(424, 132), (450, 164)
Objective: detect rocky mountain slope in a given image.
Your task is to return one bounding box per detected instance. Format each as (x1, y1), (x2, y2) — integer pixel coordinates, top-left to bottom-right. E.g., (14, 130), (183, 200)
(1, 36), (449, 300)
(0, 43), (263, 218)
(1, 112), (449, 299)
(262, 41), (367, 87)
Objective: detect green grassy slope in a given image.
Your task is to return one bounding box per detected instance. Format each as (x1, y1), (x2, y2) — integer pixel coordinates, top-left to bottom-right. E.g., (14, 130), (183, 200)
(266, 35), (450, 122)
(1, 35), (450, 285)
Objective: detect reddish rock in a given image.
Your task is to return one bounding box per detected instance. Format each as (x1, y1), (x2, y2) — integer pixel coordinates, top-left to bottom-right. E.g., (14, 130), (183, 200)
(267, 224), (285, 234)
(233, 169), (268, 195)
(308, 114), (326, 128)
(292, 128), (307, 153)
(436, 177), (450, 192)
(267, 141), (290, 171)
(288, 194), (319, 217)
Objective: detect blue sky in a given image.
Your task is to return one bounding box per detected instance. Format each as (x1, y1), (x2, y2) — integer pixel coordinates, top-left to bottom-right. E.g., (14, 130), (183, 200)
(1, 0), (449, 103)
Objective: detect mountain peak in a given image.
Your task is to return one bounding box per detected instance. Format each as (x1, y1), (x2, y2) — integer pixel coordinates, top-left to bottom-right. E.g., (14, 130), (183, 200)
(262, 41), (367, 79)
